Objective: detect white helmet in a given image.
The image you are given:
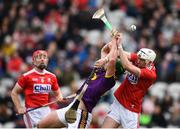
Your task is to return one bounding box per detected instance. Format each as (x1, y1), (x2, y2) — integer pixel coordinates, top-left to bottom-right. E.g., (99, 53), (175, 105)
(137, 48), (156, 62)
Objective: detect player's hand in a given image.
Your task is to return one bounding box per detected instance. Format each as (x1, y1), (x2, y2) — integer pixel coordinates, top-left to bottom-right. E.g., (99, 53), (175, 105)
(116, 32), (121, 40)
(111, 28), (118, 38)
(56, 96), (64, 104)
(115, 32), (122, 47)
(17, 107), (26, 115)
(94, 58), (108, 68)
(94, 59), (105, 68)
(111, 28), (122, 38)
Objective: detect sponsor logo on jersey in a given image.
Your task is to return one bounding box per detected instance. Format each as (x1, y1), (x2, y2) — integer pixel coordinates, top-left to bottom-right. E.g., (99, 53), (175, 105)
(39, 77), (45, 83)
(127, 73), (138, 85)
(33, 84), (51, 94)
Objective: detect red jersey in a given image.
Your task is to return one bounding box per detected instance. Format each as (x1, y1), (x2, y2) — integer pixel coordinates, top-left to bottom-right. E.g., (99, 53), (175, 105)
(114, 53), (156, 113)
(17, 68), (59, 108)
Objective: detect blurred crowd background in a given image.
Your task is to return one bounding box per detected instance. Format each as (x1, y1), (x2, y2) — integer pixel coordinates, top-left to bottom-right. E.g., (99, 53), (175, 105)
(0, 0), (179, 128)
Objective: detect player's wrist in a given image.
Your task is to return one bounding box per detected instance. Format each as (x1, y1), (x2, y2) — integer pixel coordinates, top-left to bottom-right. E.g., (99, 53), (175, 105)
(118, 44), (123, 50)
(104, 56), (109, 63)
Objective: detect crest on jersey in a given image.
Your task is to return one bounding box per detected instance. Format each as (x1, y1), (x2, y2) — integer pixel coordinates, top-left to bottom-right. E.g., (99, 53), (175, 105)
(39, 77), (45, 83)
(47, 78), (51, 82)
(127, 73), (138, 85)
(41, 78), (44, 83)
(33, 84), (51, 94)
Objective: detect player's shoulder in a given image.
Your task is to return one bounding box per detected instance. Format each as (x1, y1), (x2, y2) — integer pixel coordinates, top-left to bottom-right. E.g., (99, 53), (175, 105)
(143, 65), (157, 80)
(22, 69), (35, 77)
(44, 70), (56, 77)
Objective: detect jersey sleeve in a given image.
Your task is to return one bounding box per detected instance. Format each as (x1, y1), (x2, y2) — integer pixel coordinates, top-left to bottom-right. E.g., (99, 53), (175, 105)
(52, 76), (59, 91)
(17, 75), (26, 89)
(140, 68), (156, 81)
(130, 53), (138, 62)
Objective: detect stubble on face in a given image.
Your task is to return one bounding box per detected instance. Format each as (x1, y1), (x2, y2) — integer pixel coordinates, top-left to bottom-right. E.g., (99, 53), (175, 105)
(33, 52), (48, 70)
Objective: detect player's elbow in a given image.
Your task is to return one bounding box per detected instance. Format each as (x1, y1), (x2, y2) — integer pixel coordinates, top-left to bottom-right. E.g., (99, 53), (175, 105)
(11, 88), (18, 98)
(11, 90), (16, 99)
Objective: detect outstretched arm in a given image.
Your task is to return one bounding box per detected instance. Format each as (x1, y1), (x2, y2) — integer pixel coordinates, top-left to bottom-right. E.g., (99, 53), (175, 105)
(105, 37), (118, 77)
(94, 42), (112, 67)
(121, 51), (131, 60)
(101, 43), (111, 58)
(111, 29), (131, 60)
(116, 36), (141, 77)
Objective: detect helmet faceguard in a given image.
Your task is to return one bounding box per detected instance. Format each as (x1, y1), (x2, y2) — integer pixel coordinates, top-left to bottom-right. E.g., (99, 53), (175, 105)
(137, 48), (156, 63)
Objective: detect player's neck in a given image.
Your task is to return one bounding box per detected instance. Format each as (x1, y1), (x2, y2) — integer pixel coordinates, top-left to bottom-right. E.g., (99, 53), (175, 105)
(34, 67), (45, 73)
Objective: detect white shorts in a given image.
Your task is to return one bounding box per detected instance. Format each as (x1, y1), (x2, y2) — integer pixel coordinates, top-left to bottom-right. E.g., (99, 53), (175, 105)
(107, 98), (140, 128)
(23, 106), (51, 128)
(56, 102), (73, 126)
(56, 103), (92, 129)
(68, 109), (92, 129)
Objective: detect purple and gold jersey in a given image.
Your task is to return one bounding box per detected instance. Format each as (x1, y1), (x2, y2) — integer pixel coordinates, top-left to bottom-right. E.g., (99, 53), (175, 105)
(82, 68), (115, 112)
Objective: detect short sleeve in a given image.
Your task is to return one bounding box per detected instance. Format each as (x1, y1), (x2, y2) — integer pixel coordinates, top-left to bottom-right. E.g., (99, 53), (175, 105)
(130, 53), (138, 62)
(140, 68), (156, 81)
(17, 75), (26, 88)
(52, 76), (59, 91)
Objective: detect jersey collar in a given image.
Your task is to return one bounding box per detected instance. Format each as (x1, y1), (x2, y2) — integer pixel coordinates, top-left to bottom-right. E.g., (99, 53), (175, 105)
(33, 68), (46, 75)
